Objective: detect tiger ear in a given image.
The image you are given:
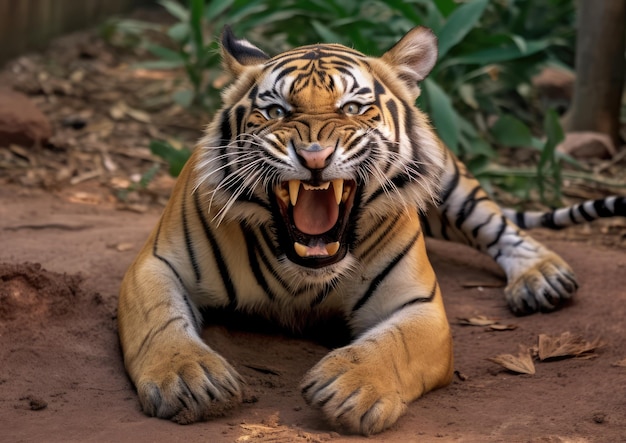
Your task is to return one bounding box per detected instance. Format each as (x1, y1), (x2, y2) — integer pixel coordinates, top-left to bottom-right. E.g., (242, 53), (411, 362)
(381, 27), (438, 98)
(221, 26), (270, 76)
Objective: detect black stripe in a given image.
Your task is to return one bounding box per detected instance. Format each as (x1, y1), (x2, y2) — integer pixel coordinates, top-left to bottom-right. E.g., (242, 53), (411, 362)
(391, 281), (438, 316)
(242, 226), (276, 301)
(133, 316), (186, 362)
(593, 198), (614, 217)
(455, 185), (487, 229)
(363, 173), (411, 206)
(385, 99), (399, 151)
(568, 206), (577, 224)
(486, 216), (508, 249)
(577, 203), (595, 222)
(193, 192), (238, 308)
(235, 105), (247, 133)
(182, 182), (201, 282)
(351, 230), (421, 315)
(472, 212), (495, 238)
(359, 217), (401, 263)
(615, 197), (626, 216)
(419, 210), (433, 238)
(438, 159), (460, 204)
(515, 211), (526, 229)
(540, 211), (561, 229)
(152, 218), (201, 330)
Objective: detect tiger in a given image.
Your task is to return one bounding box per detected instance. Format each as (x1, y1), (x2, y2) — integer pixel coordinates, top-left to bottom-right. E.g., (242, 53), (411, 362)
(118, 26), (625, 435)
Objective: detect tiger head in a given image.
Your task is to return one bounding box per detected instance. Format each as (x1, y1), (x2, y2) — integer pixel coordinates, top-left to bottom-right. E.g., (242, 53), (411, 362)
(196, 27), (444, 274)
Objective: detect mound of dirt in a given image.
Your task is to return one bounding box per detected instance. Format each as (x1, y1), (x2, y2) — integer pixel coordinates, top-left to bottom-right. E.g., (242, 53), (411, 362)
(0, 262), (83, 322)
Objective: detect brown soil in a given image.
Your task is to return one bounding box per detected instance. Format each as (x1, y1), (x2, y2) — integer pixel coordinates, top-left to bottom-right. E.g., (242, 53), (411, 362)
(1, 185), (625, 443)
(1, 12), (626, 443)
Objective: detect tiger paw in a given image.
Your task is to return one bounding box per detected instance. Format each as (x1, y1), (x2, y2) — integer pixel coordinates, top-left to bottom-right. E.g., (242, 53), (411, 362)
(505, 252), (578, 315)
(300, 345), (407, 435)
(135, 342), (243, 424)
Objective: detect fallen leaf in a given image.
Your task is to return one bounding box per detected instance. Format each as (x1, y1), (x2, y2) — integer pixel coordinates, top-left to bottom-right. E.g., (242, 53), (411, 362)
(487, 345), (535, 375)
(115, 242), (134, 252)
(488, 323), (518, 331)
(537, 332), (604, 361)
(125, 106), (151, 123)
(611, 358), (626, 368)
(457, 315), (498, 326)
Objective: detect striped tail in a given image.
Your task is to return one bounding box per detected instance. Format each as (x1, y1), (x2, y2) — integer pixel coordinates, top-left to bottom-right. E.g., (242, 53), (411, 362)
(503, 196), (626, 230)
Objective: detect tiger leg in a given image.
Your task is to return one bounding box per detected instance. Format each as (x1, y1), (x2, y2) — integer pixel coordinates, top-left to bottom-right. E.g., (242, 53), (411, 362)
(118, 249), (243, 424)
(301, 227), (453, 435)
(422, 151), (578, 314)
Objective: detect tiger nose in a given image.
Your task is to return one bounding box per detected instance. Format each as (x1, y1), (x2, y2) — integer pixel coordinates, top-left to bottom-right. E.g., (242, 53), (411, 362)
(297, 144), (334, 170)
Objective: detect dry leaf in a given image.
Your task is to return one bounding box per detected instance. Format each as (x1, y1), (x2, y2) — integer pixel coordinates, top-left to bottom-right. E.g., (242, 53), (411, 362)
(488, 323), (518, 331)
(488, 345), (536, 375)
(125, 106), (151, 123)
(115, 242), (134, 252)
(457, 315), (498, 326)
(537, 332), (604, 361)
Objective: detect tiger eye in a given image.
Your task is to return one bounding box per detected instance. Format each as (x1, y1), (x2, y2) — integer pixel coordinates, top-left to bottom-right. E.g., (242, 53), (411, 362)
(266, 105), (286, 119)
(341, 102), (362, 115)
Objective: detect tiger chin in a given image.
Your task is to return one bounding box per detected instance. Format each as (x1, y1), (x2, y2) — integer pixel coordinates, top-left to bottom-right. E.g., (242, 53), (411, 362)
(118, 26), (590, 435)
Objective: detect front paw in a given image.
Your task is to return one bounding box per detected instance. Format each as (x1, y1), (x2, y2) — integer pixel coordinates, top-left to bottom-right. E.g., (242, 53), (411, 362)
(136, 342), (243, 424)
(300, 345), (407, 435)
(505, 253), (578, 315)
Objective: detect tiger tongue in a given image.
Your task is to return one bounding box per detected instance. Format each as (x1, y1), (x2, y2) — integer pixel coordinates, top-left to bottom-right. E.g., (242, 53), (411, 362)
(292, 187), (339, 235)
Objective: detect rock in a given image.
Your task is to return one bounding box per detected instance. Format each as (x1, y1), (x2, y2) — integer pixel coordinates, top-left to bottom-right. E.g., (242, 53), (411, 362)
(556, 131), (616, 159)
(0, 88), (52, 147)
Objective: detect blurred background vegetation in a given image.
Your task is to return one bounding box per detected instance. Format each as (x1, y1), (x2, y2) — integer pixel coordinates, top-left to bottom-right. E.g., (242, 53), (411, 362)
(100, 0), (624, 206)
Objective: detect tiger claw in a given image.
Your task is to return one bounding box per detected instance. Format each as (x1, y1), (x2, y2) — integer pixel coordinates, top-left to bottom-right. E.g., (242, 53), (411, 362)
(504, 255), (578, 315)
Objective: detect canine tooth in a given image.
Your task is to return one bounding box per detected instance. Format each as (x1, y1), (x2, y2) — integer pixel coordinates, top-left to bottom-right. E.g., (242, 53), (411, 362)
(326, 242), (340, 255)
(332, 179), (343, 205)
(289, 180), (301, 206)
(302, 181), (330, 191)
(342, 185), (351, 203)
(294, 242), (308, 257)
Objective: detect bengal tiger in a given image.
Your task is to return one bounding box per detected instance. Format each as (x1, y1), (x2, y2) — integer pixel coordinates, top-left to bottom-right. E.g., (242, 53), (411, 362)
(118, 26), (625, 435)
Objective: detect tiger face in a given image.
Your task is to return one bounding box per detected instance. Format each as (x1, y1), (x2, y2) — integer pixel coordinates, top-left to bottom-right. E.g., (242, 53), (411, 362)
(196, 27), (444, 277)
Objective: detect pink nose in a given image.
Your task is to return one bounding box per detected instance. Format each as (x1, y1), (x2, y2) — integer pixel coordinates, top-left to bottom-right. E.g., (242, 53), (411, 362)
(298, 144), (334, 170)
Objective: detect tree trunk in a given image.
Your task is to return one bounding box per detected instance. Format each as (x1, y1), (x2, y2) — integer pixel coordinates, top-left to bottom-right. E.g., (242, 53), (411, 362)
(566, 1), (626, 145)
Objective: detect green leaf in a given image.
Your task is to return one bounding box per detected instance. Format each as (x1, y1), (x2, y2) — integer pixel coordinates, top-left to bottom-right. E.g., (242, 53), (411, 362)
(490, 115), (533, 148)
(311, 20), (345, 44)
(167, 22), (189, 43)
(442, 39), (551, 66)
(158, 0), (189, 21)
(146, 44), (186, 62)
(150, 140), (191, 177)
(422, 78), (459, 152)
(133, 59), (185, 70)
(437, 0), (488, 59)
(205, 0), (235, 20)
(173, 89), (194, 108)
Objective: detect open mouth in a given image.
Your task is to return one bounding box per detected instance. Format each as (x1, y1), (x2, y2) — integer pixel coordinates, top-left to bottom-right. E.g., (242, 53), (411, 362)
(274, 178), (357, 268)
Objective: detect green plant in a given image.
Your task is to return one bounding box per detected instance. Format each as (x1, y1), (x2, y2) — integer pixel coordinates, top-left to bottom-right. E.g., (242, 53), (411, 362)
(105, 0), (578, 205)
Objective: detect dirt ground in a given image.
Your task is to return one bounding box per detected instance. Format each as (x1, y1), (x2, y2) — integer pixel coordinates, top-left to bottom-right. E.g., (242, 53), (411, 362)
(1, 184), (626, 443)
(1, 13), (626, 443)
